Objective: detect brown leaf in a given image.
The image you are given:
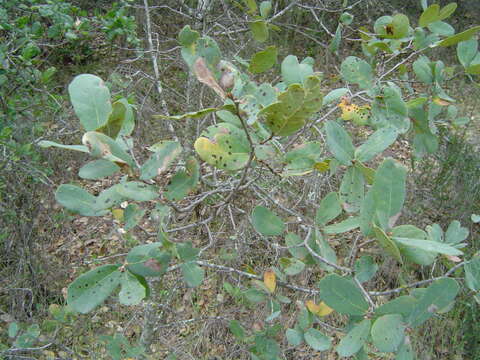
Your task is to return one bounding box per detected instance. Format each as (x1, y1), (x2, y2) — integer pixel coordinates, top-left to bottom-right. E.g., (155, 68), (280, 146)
(193, 57), (226, 99)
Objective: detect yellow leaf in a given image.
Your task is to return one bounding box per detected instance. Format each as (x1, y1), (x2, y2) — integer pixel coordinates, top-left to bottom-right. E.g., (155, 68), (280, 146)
(112, 208), (124, 221)
(306, 300), (334, 316)
(313, 160), (330, 172)
(264, 269), (276, 293)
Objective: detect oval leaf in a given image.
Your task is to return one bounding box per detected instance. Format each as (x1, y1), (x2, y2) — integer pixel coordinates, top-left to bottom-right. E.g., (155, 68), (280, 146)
(318, 274), (369, 315)
(251, 206), (285, 236)
(68, 74), (112, 131)
(67, 264), (122, 313)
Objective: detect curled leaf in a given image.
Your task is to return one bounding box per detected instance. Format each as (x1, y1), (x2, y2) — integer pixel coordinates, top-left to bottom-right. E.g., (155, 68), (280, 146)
(193, 57), (226, 99)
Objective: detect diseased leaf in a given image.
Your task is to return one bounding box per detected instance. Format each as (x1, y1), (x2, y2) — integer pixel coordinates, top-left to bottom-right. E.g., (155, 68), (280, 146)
(193, 57), (226, 99)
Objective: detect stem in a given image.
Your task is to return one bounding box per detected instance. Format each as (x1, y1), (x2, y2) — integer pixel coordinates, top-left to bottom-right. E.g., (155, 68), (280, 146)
(143, 0), (178, 142)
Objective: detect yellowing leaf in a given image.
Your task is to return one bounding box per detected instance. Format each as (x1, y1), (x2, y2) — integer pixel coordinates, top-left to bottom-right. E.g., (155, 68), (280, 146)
(313, 160), (330, 172)
(112, 208), (124, 221)
(306, 300), (334, 316)
(433, 97), (451, 106)
(338, 98), (370, 125)
(264, 270), (276, 293)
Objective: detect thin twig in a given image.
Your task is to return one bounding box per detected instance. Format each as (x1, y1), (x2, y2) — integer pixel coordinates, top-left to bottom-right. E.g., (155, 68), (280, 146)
(303, 228), (353, 274)
(143, 0), (178, 141)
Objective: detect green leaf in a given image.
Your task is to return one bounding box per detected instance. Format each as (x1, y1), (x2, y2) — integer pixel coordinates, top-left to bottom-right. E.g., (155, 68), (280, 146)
(8, 323), (19, 338)
(445, 220), (469, 245)
(396, 337), (415, 360)
(336, 319), (371, 357)
(259, 1), (272, 18)
(324, 216), (361, 234)
(68, 74), (112, 131)
(281, 55), (315, 86)
(391, 225), (436, 265)
(392, 237), (463, 256)
(355, 127), (398, 163)
(315, 192), (342, 226)
(260, 75), (323, 136)
(252, 206), (285, 236)
(116, 182), (158, 201)
(249, 46), (278, 73)
(457, 39), (478, 67)
(419, 4), (440, 27)
(383, 86), (410, 133)
(96, 185), (125, 210)
(354, 255), (378, 283)
(181, 262), (204, 287)
(428, 21), (455, 36)
(119, 271), (147, 305)
(339, 167), (364, 213)
(279, 257), (305, 276)
(178, 25), (200, 47)
(304, 328), (332, 351)
(438, 26), (480, 47)
(126, 243), (171, 277)
(67, 264), (122, 313)
(243, 0), (258, 14)
(38, 140), (89, 153)
(354, 161), (375, 185)
(140, 141), (181, 180)
(373, 224), (403, 263)
(229, 320), (246, 340)
(324, 121), (355, 165)
(407, 278), (459, 327)
(413, 56), (434, 84)
(55, 184), (107, 217)
(286, 328), (304, 346)
(244, 288), (267, 303)
(340, 56), (373, 89)
(165, 157), (200, 201)
(464, 257), (480, 292)
(472, 214), (480, 223)
(97, 100), (128, 139)
(21, 42), (41, 60)
(177, 242), (199, 262)
(359, 188), (376, 236)
(79, 159), (120, 180)
(124, 204), (146, 230)
(308, 230), (337, 272)
(329, 24), (343, 53)
(318, 274), (369, 315)
(372, 158), (406, 230)
(283, 141), (322, 176)
(322, 88), (348, 106)
(250, 20), (269, 42)
(340, 12), (354, 25)
(285, 232), (309, 259)
(371, 314), (405, 353)
(375, 296), (417, 319)
(466, 64), (480, 74)
(438, 3), (458, 21)
(391, 14), (410, 39)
